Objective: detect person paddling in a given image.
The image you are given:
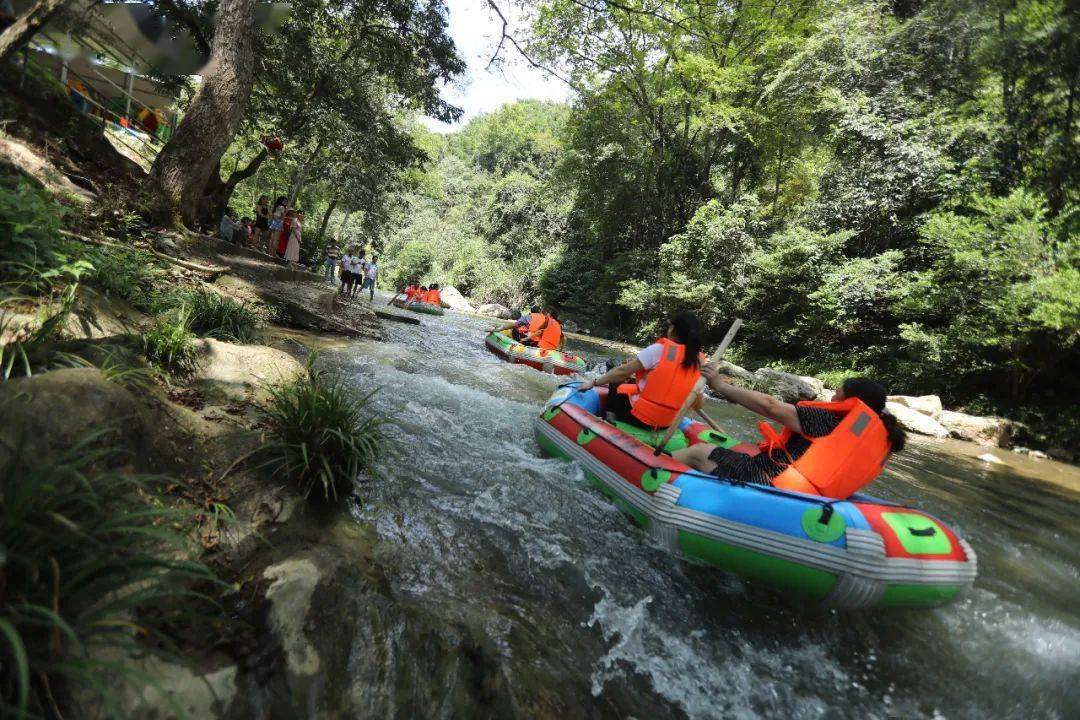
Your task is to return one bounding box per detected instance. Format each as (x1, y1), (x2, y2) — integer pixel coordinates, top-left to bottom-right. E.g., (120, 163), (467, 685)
(534, 307), (564, 351)
(578, 311), (705, 430)
(489, 305), (542, 340)
(673, 375), (906, 498)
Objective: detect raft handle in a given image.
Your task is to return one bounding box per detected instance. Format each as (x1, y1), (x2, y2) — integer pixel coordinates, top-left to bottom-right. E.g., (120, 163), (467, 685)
(818, 504), (834, 525)
(909, 526), (937, 537)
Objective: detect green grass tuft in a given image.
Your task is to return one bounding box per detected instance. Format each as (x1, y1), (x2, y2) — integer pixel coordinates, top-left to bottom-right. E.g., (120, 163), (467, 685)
(167, 288), (263, 343)
(142, 307), (198, 376)
(258, 354), (384, 503)
(85, 247), (159, 312)
(0, 432), (218, 718)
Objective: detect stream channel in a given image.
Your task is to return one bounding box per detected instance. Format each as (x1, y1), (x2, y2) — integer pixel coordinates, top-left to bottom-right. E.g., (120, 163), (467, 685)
(313, 294), (1079, 719)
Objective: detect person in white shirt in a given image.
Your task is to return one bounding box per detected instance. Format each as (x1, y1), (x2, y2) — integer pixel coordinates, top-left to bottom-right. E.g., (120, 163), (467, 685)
(338, 250), (355, 295)
(348, 252), (367, 298)
(361, 256), (378, 301)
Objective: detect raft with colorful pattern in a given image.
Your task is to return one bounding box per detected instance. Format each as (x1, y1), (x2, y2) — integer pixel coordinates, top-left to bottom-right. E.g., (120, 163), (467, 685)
(392, 298), (446, 316)
(534, 383), (978, 609)
(484, 330), (588, 376)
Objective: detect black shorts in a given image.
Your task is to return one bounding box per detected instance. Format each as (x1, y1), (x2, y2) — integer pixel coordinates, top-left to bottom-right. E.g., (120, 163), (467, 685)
(255, 216), (269, 230)
(342, 271), (355, 283)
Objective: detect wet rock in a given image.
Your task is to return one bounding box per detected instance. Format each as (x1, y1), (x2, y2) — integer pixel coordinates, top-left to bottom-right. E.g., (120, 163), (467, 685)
(752, 367), (824, 402)
(886, 401), (949, 438)
(439, 286), (476, 312)
(263, 557), (323, 678)
(478, 303), (512, 319)
(977, 452), (1005, 465)
(887, 394), (943, 420)
(939, 410), (1011, 447)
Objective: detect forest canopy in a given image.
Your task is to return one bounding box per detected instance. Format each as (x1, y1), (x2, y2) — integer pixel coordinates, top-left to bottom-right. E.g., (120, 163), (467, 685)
(381, 0), (1079, 444)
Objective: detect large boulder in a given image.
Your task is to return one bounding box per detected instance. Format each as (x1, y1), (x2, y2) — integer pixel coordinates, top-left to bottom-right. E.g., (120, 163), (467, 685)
(939, 410), (1012, 447)
(477, 303), (513, 319)
(886, 401), (949, 438)
(887, 394), (943, 420)
(752, 367), (824, 402)
(0, 368), (152, 469)
(438, 285), (475, 312)
(191, 339), (305, 403)
(717, 360), (755, 386)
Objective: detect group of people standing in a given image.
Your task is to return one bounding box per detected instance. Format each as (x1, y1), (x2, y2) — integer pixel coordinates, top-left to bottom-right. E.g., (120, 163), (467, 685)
(251, 195), (304, 263)
(333, 245), (378, 300)
(220, 195), (304, 264)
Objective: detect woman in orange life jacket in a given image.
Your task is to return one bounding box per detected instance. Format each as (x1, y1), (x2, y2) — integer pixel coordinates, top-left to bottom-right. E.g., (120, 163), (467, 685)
(488, 305), (542, 341)
(536, 309), (564, 350)
(672, 375), (906, 497)
(424, 283), (442, 306)
(578, 311), (704, 429)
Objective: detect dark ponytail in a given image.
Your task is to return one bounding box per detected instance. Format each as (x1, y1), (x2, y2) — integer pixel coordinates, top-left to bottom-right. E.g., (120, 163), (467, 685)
(669, 311), (703, 368)
(841, 377), (906, 453)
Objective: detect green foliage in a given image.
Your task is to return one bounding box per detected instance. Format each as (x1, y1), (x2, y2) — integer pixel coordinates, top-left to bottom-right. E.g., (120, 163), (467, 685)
(0, 433), (216, 719)
(896, 190), (1079, 394)
(142, 307), (198, 376)
(0, 287), (78, 381)
(258, 356), (384, 504)
(85, 246), (158, 312)
(382, 102), (571, 306)
(167, 288), (263, 343)
(0, 183), (88, 297)
(380, 1), (1079, 444)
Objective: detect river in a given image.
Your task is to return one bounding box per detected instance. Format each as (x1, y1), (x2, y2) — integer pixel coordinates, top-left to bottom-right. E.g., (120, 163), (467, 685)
(317, 296), (1080, 719)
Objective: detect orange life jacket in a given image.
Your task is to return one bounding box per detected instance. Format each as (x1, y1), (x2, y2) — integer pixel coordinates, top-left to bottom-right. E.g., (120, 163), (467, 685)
(617, 338), (701, 428)
(538, 317), (562, 350)
(404, 285), (418, 300)
(758, 397), (890, 499)
(527, 313), (547, 335)
(425, 289), (441, 305)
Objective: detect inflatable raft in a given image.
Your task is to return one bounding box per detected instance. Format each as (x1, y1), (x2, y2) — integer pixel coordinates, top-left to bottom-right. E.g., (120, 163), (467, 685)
(392, 298), (445, 316)
(534, 383), (977, 609)
(485, 330), (587, 376)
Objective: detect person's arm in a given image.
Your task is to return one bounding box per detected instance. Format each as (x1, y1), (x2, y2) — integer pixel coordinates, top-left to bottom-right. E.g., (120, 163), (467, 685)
(701, 364), (803, 433)
(578, 358), (645, 392)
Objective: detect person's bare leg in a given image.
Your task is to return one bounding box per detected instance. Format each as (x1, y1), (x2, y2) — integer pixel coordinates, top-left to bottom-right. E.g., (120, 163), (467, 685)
(672, 443), (719, 474)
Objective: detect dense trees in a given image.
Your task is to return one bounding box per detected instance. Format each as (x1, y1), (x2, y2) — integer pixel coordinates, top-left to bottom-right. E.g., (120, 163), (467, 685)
(382, 0), (1079, 443)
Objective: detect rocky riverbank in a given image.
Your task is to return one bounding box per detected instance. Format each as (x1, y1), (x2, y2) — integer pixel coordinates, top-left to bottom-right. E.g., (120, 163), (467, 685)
(1, 228), (447, 717)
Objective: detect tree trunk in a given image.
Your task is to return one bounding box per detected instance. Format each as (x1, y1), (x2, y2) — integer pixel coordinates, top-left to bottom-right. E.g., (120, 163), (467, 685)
(315, 198), (338, 247)
(286, 138), (325, 208)
(139, 0), (259, 228)
(337, 210), (353, 239)
(200, 149), (269, 225)
(0, 0), (72, 65)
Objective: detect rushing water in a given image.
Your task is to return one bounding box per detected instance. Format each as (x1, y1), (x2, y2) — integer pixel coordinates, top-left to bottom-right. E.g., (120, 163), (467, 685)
(319, 295), (1080, 719)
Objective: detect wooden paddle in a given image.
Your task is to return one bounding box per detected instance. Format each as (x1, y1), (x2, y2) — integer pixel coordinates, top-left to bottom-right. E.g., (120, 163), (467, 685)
(654, 318), (742, 455)
(694, 408), (726, 434)
(387, 291), (404, 306)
